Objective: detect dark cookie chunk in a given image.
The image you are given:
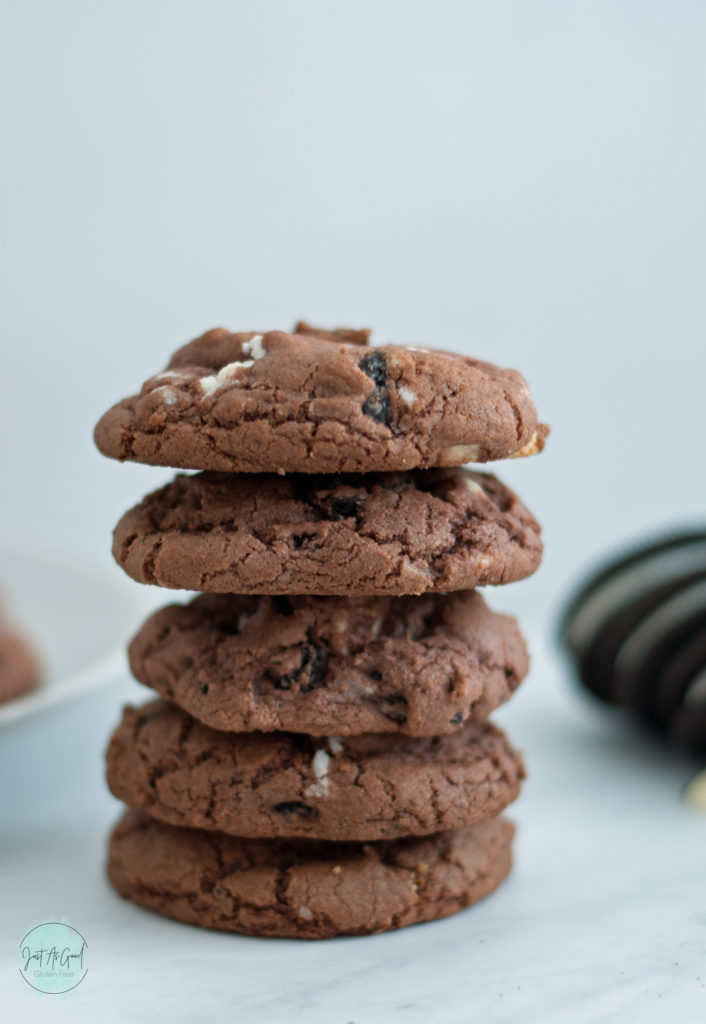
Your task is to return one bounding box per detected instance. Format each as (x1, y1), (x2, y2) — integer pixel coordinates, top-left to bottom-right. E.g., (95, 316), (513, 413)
(106, 699), (524, 840)
(128, 591), (528, 735)
(94, 322), (548, 474)
(359, 350), (392, 426)
(0, 613), (40, 704)
(112, 468), (542, 596)
(107, 810), (515, 938)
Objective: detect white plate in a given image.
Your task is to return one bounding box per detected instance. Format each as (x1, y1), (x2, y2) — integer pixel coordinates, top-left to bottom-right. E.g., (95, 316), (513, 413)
(0, 539), (151, 727)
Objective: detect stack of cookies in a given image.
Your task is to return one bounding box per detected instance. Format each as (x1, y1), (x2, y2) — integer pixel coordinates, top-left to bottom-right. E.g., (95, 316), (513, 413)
(94, 323), (547, 939)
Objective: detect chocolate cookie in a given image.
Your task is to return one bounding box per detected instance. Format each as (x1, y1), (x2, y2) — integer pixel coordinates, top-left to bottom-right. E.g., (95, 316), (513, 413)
(107, 810), (515, 938)
(94, 322), (548, 474)
(112, 468), (542, 596)
(128, 591), (528, 735)
(106, 700), (524, 841)
(0, 615), (40, 703)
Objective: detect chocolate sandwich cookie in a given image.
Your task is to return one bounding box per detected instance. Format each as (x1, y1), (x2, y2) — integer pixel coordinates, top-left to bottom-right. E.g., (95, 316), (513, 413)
(94, 322), (548, 474)
(670, 668), (706, 753)
(561, 530), (706, 751)
(561, 531), (706, 703)
(611, 578), (706, 725)
(0, 615), (40, 703)
(655, 627), (706, 753)
(108, 810), (515, 938)
(112, 468), (542, 596)
(107, 700), (524, 841)
(128, 591), (528, 736)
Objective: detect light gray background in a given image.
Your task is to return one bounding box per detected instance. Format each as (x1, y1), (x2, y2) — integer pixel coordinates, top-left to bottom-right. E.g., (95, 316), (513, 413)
(2, 0), (705, 608)
(1, 3), (705, 1022)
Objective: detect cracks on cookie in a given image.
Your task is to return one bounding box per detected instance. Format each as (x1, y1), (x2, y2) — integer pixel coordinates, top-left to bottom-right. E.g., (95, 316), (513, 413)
(128, 592), (529, 736)
(113, 467), (541, 594)
(109, 701), (522, 841)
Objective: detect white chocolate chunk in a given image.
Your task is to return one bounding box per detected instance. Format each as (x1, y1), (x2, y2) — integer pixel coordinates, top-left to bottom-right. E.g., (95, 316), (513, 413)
(463, 477), (486, 497)
(198, 359), (255, 396)
(331, 616), (350, 656)
(242, 334), (265, 360)
(509, 430), (545, 459)
(152, 385), (178, 406)
(327, 737), (344, 755)
(153, 369), (193, 381)
(298, 906), (313, 920)
(348, 675), (374, 696)
(398, 385), (416, 408)
(684, 768), (706, 814)
(438, 443), (481, 466)
(305, 749), (331, 798)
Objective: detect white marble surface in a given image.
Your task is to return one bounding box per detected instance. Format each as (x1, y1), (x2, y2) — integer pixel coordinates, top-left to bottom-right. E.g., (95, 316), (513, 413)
(2, 622), (704, 1024)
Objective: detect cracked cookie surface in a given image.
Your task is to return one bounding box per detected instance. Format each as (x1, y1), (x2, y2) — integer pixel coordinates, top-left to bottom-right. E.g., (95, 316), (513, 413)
(107, 810), (515, 938)
(128, 591), (528, 735)
(94, 322), (547, 474)
(112, 468), (542, 595)
(106, 699), (524, 840)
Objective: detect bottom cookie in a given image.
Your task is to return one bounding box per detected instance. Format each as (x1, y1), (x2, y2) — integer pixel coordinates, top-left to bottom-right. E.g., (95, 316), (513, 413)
(108, 811), (514, 939)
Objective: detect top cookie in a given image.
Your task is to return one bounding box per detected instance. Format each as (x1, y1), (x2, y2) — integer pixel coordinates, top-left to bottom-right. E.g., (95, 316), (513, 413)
(94, 322), (547, 474)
